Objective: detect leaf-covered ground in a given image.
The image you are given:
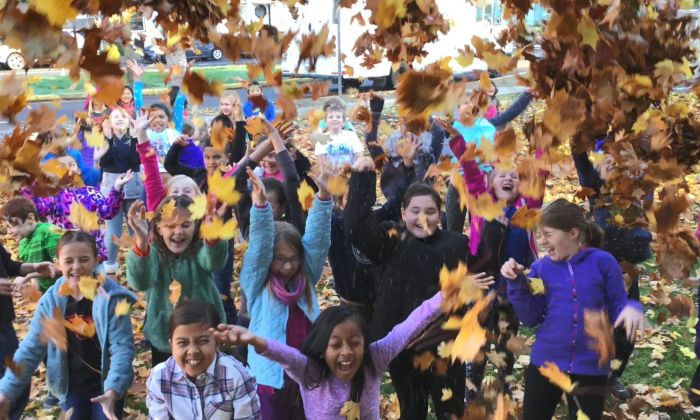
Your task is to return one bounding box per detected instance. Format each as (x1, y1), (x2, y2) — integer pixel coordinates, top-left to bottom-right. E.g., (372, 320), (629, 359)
(5, 93), (700, 419)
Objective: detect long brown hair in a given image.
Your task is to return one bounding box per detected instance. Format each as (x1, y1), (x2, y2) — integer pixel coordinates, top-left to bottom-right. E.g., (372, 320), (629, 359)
(152, 195), (203, 260)
(539, 198), (603, 248)
(271, 221), (313, 312)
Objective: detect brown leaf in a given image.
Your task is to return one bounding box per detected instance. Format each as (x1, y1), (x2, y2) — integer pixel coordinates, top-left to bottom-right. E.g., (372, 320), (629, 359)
(211, 120), (234, 152)
(40, 308), (68, 351)
(584, 308), (615, 368)
(183, 71), (223, 105)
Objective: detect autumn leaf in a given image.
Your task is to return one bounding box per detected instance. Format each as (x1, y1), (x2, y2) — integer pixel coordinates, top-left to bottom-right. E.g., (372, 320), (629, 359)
(93, 75), (125, 108)
(578, 11), (600, 50)
(170, 279), (182, 306)
(450, 170), (468, 211)
(439, 263), (483, 312)
(210, 120), (233, 152)
(85, 126), (105, 149)
(297, 180), (315, 211)
(40, 308), (68, 351)
(30, 0), (78, 28)
(447, 292), (494, 363)
(115, 299), (131, 317)
(188, 195), (208, 221)
(413, 350), (435, 371)
(78, 275), (102, 300)
(208, 172), (241, 205)
(576, 410), (590, 420)
(511, 206), (540, 231)
(339, 400), (360, 420)
(539, 361), (576, 393)
(610, 359), (622, 370)
(21, 281), (42, 303)
(440, 388), (452, 401)
(453, 45), (475, 68)
(245, 117), (269, 137)
(327, 175), (349, 197)
(467, 193), (506, 222)
(200, 217), (238, 241)
(584, 308), (615, 367)
(68, 202), (99, 232)
(183, 71), (223, 105)
(58, 281), (75, 297)
(529, 278), (546, 295)
(306, 109), (325, 130)
(64, 316), (96, 338)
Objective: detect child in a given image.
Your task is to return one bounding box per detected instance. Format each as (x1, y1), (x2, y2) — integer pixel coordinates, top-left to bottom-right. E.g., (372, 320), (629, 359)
(76, 97), (110, 169)
(212, 290), (467, 419)
(314, 98), (365, 167)
(344, 157), (470, 419)
(0, 197), (61, 293)
(117, 86), (136, 118)
(501, 198), (646, 420)
(126, 195), (228, 366)
(219, 91), (244, 123)
(0, 231), (136, 419)
(240, 167), (332, 418)
(100, 107), (144, 275)
(243, 81), (276, 122)
(146, 299), (261, 419)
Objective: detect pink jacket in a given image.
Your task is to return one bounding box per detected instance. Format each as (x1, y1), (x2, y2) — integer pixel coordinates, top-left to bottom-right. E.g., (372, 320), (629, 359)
(449, 135), (545, 257)
(137, 141), (167, 212)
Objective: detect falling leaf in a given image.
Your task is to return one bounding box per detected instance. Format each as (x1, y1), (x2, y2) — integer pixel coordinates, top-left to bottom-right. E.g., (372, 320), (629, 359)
(68, 202), (99, 232)
(437, 340), (454, 359)
(169, 279), (182, 306)
(244, 117), (269, 137)
(439, 263), (483, 312)
(115, 299), (131, 317)
(105, 44), (121, 63)
(610, 359), (622, 370)
(511, 206), (540, 231)
(412, 350), (435, 371)
(584, 309), (615, 367)
(578, 11), (600, 50)
(85, 126), (105, 149)
(200, 217), (238, 241)
(64, 316), (96, 338)
(529, 278), (546, 295)
(327, 175), (349, 197)
(183, 71), (223, 105)
(78, 275), (102, 301)
(58, 281), (75, 297)
(307, 109), (325, 130)
(40, 308), (68, 351)
(454, 45), (475, 68)
(440, 388), (452, 401)
(339, 400), (360, 420)
(297, 180), (315, 211)
(539, 361), (575, 393)
(387, 228), (399, 238)
(92, 76), (125, 108)
(30, 0), (78, 28)
(112, 232), (135, 249)
(467, 193), (506, 222)
(576, 410), (590, 420)
(448, 292), (494, 363)
(21, 281), (42, 303)
(188, 195), (208, 221)
(210, 120), (233, 152)
(208, 172), (241, 205)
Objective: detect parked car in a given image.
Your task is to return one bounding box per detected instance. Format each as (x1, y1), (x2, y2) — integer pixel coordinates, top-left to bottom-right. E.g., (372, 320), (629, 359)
(0, 44), (25, 70)
(185, 41), (224, 61)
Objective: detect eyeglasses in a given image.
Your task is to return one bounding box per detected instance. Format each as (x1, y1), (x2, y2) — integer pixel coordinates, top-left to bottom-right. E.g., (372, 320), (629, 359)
(273, 255), (300, 266)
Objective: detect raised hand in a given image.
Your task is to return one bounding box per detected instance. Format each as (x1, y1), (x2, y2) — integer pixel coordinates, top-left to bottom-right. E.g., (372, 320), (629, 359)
(397, 134), (421, 168)
(247, 167), (267, 207)
(127, 200), (149, 251)
(470, 272), (495, 290)
(114, 170), (135, 192)
(126, 59), (145, 81)
(434, 117), (459, 139)
(210, 324), (266, 353)
(351, 156), (376, 173)
(102, 118), (113, 139)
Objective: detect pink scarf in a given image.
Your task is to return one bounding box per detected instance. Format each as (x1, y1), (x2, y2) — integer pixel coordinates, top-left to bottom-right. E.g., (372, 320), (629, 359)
(269, 272), (306, 305)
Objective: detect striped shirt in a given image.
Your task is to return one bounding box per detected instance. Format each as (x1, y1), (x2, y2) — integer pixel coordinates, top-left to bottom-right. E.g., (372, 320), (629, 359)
(147, 352), (261, 420)
(18, 222), (62, 292)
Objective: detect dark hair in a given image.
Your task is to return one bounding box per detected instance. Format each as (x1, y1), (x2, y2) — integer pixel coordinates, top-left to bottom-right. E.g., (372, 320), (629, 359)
(181, 119), (196, 138)
(401, 182), (442, 210)
(323, 97), (345, 113)
(168, 299), (221, 338)
(247, 80), (261, 93)
(300, 305), (374, 402)
(540, 198), (604, 248)
(152, 195), (203, 259)
(149, 102), (172, 121)
(118, 85), (134, 105)
(211, 114), (234, 130)
(56, 231), (98, 258)
(1, 197), (38, 222)
(262, 178), (287, 209)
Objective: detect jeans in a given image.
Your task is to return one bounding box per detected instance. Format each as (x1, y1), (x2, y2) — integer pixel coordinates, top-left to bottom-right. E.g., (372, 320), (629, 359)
(60, 389), (124, 420)
(213, 239), (238, 325)
(0, 326), (29, 420)
(104, 199), (136, 266)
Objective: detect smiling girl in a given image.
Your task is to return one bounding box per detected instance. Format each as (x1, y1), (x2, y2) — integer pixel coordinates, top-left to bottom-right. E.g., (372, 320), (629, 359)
(0, 231), (136, 420)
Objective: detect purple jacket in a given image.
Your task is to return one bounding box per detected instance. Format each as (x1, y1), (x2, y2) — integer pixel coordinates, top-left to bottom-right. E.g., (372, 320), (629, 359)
(508, 247), (641, 376)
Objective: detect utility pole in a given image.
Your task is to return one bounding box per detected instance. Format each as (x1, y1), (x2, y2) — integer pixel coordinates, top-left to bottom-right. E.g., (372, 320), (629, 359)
(335, 0), (342, 95)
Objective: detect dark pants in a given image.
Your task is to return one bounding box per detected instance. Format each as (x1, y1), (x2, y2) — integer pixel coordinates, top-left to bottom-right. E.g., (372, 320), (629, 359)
(151, 347), (171, 367)
(258, 377), (305, 420)
(388, 349), (466, 420)
(0, 326), (29, 420)
(612, 278), (640, 377)
(60, 389), (124, 420)
(213, 239), (238, 325)
(523, 364), (606, 420)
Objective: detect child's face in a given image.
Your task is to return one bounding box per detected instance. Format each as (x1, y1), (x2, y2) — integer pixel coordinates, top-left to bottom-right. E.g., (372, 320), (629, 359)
(5, 215), (37, 240)
(271, 241), (300, 282)
(325, 110), (344, 132)
(157, 208), (196, 255)
(92, 101), (106, 112)
(203, 147), (227, 176)
(266, 190), (286, 221)
(168, 179), (199, 199)
(491, 170), (519, 203)
(110, 109), (129, 133)
(324, 319), (364, 382)
(57, 156), (80, 175)
(121, 88), (133, 104)
(149, 108), (169, 132)
(219, 98), (239, 116)
(56, 242), (97, 286)
(401, 195), (440, 239)
(539, 225), (580, 262)
(599, 154), (615, 181)
(260, 152), (279, 174)
(170, 323), (217, 381)
(248, 85), (262, 97)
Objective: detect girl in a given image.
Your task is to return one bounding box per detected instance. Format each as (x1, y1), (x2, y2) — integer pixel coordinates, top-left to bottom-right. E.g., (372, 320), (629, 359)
(126, 195), (228, 366)
(219, 91), (244, 123)
(213, 289), (489, 420)
(147, 299), (260, 419)
(240, 167), (332, 419)
(100, 107), (144, 274)
(116, 86), (136, 118)
(501, 198), (646, 420)
(0, 231), (136, 419)
(76, 97), (110, 169)
(344, 157), (473, 419)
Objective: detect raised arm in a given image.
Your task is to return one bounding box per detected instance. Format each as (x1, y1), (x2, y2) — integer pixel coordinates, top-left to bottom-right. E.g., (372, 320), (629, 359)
(506, 262), (547, 327)
(573, 151), (603, 193)
(487, 92), (532, 128)
(449, 135), (488, 196)
(366, 95), (384, 160)
(232, 139), (273, 239)
(134, 111), (167, 211)
(126, 60), (145, 115)
(239, 182), (275, 302)
(164, 138), (201, 179)
(126, 201), (158, 291)
(301, 196), (333, 285)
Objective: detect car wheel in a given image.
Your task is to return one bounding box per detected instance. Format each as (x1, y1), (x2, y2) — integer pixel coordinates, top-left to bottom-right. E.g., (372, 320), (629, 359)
(211, 49), (223, 61)
(6, 52), (25, 71)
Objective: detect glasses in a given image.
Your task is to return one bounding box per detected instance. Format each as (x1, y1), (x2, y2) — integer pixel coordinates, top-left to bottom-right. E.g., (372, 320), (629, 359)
(273, 255), (300, 266)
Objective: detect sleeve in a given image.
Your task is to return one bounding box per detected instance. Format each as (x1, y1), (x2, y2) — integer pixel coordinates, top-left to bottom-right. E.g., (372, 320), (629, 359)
(314, 141), (327, 156)
(507, 263), (547, 327)
(44, 230), (61, 261)
(133, 80), (144, 116)
(602, 253), (641, 322)
(265, 100), (276, 122)
(31, 195), (57, 219)
(301, 196), (333, 285)
(429, 118), (446, 162)
(243, 102), (254, 119)
(468, 220), (507, 276)
(372, 165), (415, 223)
(259, 340), (309, 385)
(146, 368), (171, 420)
(94, 188), (125, 220)
(196, 240), (228, 274)
(573, 151), (603, 193)
(365, 111), (384, 160)
(239, 204), (274, 301)
(164, 143), (196, 178)
(0, 299), (49, 400)
(137, 141), (168, 212)
(486, 92), (532, 128)
(233, 159), (256, 239)
(449, 135), (488, 196)
(173, 91), (186, 133)
(230, 364), (261, 420)
(371, 292), (442, 370)
(230, 121), (248, 165)
(103, 295), (137, 397)
(276, 149), (305, 233)
(126, 247), (158, 291)
(344, 170), (399, 264)
(99, 138), (116, 171)
(0, 245), (23, 277)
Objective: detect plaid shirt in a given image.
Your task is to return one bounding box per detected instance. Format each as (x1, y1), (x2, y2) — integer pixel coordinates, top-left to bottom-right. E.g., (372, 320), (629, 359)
(18, 223), (61, 291)
(147, 352), (261, 420)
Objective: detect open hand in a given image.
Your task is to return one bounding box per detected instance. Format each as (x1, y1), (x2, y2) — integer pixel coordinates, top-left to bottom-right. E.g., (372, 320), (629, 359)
(127, 200), (150, 251)
(210, 324), (257, 347)
(247, 167), (267, 207)
(614, 305), (647, 343)
(470, 272), (495, 290)
(91, 389), (119, 420)
(126, 59), (145, 81)
(500, 258), (525, 280)
(350, 156), (375, 173)
(434, 117), (459, 139)
(114, 170), (135, 192)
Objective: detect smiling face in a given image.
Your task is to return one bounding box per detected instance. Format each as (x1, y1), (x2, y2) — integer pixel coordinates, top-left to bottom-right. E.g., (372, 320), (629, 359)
(149, 108), (169, 132)
(539, 225), (580, 262)
(248, 85), (262, 97)
(325, 110), (344, 133)
(491, 169), (519, 203)
(170, 323), (216, 381)
(121, 87), (133, 105)
(110, 108), (130, 134)
(203, 147), (226, 177)
(598, 154), (615, 181)
(167, 178), (199, 199)
(260, 151), (279, 174)
(401, 195), (440, 239)
(271, 241), (301, 282)
(5, 214), (37, 240)
(156, 208), (196, 255)
(324, 319), (365, 382)
(56, 242), (98, 289)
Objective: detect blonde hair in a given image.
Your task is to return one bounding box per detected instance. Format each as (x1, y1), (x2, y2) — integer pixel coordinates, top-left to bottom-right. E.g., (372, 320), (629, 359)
(166, 175), (202, 196)
(222, 91), (242, 106)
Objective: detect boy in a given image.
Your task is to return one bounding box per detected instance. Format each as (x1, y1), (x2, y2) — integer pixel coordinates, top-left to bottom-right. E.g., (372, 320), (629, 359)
(0, 198), (61, 293)
(314, 98), (365, 166)
(243, 81), (276, 122)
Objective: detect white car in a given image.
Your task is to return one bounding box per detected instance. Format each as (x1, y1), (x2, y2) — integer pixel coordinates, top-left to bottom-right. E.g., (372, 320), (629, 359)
(0, 44), (26, 70)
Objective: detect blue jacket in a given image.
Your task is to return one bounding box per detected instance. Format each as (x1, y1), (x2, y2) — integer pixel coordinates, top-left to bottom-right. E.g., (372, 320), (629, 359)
(0, 277), (137, 402)
(241, 196), (332, 389)
(508, 248), (641, 376)
(243, 98), (276, 122)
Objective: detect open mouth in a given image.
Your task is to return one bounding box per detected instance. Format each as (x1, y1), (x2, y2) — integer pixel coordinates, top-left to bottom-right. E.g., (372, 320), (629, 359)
(338, 360), (354, 373)
(170, 237), (187, 246)
(501, 183), (514, 192)
(186, 358), (203, 369)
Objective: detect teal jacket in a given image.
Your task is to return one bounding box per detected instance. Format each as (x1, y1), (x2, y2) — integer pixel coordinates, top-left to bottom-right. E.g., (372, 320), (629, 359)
(126, 240), (228, 352)
(0, 277), (137, 403)
(241, 197), (332, 389)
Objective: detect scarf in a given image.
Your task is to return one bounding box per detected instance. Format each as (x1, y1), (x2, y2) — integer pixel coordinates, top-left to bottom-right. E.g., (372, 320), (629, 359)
(269, 272), (306, 305)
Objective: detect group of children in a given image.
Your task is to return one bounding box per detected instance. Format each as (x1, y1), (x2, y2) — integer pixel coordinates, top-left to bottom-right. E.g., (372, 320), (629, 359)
(0, 60), (683, 420)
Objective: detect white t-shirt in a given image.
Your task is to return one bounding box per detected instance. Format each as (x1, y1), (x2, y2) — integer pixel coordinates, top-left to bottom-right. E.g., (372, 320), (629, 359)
(314, 130), (364, 166)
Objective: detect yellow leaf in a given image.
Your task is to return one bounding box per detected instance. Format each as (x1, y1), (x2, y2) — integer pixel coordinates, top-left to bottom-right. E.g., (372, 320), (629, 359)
(41, 158), (69, 179)
(578, 11), (599, 50)
(450, 293), (494, 362)
(244, 117), (269, 137)
(529, 278), (546, 295)
(576, 410), (590, 420)
(30, 0), (79, 27)
(327, 175), (349, 197)
(40, 308), (68, 351)
(64, 316), (96, 338)
(539, 361), (576, 393)
(511, 206), (541, 231)
(412, 350), (435, 371)
(169, 279), (182, 306)
(306, 109), (325, 130)
(58, 281), (74, 297)
(200, 217), (238, 241)
(208, 172), (241, 205)
(454, 46), (475, 68)
(339, 400), (360, 420)
(68, 202), (99, 232)
(297, 180), (315, 211)
(691, 388), (700, 396)
(439, 262), (483, 312)
(437, 341), (454, 359)
(85, 126), (105, 149)
(440, 388), (453, 401)
(106, 44), (121, 63)
(610, 359), (622, 370)
(115, 299), (131, 317)
(468, 193), (506, 221)
(78, 275), (102, 301)
(188, 195), (208, 221)
(450, 170), (468, 211)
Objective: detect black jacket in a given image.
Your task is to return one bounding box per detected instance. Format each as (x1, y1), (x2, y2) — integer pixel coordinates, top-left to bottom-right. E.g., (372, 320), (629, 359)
(100, 134), (140, 173)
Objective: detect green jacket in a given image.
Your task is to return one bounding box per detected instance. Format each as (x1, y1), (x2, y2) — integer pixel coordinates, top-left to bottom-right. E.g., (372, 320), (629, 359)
(126, 240), (228, 352)
(18, 222), (62, 292)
